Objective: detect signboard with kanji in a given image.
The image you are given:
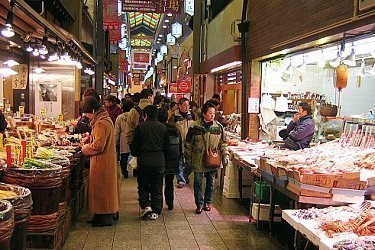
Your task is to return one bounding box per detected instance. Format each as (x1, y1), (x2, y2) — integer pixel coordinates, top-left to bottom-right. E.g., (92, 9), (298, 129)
(103, 0), (119, 22)
(12, 64), (28, 90)
(122, 0), (182, 13)
(177, 78), (191, 93)
(132, 52), (150, 65)
(119, 51), (128, 71)
(104, 22), (121, 44)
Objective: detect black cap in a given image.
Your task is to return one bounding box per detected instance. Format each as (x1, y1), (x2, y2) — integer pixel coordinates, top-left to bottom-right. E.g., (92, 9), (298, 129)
(82, 96), (102, 113)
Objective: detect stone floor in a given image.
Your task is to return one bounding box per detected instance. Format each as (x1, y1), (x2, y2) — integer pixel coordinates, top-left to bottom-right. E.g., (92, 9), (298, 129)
(63, 176), (289, 250)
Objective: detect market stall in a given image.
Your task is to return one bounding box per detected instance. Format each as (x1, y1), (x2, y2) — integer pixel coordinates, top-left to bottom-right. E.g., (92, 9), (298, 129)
(0, 115), (87, 249)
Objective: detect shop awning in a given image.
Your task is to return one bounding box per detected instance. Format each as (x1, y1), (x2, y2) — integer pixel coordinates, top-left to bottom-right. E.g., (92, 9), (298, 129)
(0, 0), (97, 65)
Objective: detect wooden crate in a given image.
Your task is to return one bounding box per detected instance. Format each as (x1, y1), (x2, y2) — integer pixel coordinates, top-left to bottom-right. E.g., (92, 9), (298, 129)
(26, 221), (63, 250)
(62, 202), (73, 244)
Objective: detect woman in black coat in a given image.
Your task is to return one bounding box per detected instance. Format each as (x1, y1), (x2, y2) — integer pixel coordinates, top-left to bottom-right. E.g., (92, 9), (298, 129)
(158, 108), (181, 210)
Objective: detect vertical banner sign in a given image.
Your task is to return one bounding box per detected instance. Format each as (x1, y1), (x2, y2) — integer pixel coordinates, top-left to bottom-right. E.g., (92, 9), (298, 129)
(167, 33), (176, 45)
(119, 51), (128, 71)
(103, 0), (121, 44)
(171, 22), (183, 38)
(12, 64), (28, 89)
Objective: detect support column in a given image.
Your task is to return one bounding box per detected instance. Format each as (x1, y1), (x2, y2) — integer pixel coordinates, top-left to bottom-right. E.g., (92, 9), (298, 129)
(94, 0), (104, 96)
(192, 0), (202, 102)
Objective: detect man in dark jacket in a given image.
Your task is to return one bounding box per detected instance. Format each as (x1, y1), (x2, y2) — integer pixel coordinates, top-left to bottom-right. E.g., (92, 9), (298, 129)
(282, 102), (315, 150)
(104, 95), (123, 125)
(132, 105), (169, 220)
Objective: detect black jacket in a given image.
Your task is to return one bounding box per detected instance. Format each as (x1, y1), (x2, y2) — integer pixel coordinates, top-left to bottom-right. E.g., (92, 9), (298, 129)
(0, 112), (7, 133)
(164, 123), (182, 175)
(75, 116), (91, 134)
(131, 120), (169, 167)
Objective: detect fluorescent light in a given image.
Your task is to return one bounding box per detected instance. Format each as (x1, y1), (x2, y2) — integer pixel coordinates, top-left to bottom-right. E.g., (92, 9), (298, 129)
(33, 67), (45, 74)
(25, 44), (33, 52)
(210, 61), (242, 73)
(280, 49), (290, 55)
(48, 53), (59, 62)
(39, 45), (48, 55)
(1, 24), (15, 38)
(159, 34), (163, 37)
(75, 61), (83, 69)
(40, 55), (46, 59)
(3, 59), (19, 67)
(163, 25), (167, 29)
(165, 20), (170, 23)
(167, 13), (173, 17)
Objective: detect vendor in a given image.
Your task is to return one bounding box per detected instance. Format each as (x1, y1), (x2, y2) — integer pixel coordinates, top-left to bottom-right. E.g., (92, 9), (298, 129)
(280, 102), (314, 150)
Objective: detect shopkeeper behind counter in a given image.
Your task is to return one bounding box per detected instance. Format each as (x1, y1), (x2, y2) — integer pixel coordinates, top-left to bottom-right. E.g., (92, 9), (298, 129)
(280, 102), (314, 150)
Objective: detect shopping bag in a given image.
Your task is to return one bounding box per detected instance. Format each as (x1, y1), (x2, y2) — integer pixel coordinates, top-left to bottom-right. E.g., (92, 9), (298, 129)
(127, 156), (137, 170)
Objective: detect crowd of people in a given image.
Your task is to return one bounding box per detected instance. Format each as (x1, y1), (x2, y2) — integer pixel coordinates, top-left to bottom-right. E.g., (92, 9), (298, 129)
(76, 88), (229, 226)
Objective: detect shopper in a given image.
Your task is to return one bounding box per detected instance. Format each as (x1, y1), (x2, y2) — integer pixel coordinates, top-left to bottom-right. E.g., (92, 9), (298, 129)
(212, 94), (221, 103)
(131, 105), (169, 220)
(168, 97), (195, 188)
(208, 99), (228, 127)
(125, 93), (133, 103)
(153, 95), (164, 108)
(104, 95), (123, 125)
(114, 101), (134, 178)
(133, 92), (141, 106)
(280, 102), (315, 150)
(158, 108), (181, 210)
(168, 101), (178, 118)
(0, 110), (7, 133)
(81, 96), (119, 227)
(185, 102), (229, 214)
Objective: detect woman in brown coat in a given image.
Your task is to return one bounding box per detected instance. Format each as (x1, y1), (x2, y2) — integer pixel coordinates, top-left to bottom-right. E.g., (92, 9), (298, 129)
(81, 96), (119, 227)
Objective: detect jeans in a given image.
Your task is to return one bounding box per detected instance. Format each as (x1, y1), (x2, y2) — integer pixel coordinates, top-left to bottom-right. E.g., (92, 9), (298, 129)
(164, 174), (174, 206)
(120, 153), (130, 177)
(137, 165), (164, 214)
(176, 158), (193, 184)
(194, 170), (217, 207)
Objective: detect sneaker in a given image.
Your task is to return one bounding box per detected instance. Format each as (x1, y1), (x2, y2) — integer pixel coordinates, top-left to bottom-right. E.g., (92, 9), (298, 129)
(203, 204), (211, 211)
(149, 213), (159, 220)
(140, 206), (152, 218)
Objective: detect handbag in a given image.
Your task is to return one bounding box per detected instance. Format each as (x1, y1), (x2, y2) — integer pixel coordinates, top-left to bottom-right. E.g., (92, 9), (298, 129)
(127, 156), (138, 170)
(202, 133), (221, 168)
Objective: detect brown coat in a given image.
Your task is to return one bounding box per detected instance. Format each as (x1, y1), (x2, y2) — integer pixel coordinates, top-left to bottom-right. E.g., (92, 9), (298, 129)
(82, 109), (119, 214)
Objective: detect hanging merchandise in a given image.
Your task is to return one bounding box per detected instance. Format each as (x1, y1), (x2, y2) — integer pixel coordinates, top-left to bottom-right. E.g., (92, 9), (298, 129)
(275, 95), (289, 113)
(160, 45), (168, 55)
(335, 63), (348, 90)
(167, 33), (176, 45)
(171, 22), (183, 38)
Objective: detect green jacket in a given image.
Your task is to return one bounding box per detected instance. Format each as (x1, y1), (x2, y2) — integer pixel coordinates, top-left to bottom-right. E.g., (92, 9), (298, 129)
(184, 119), (229, 173)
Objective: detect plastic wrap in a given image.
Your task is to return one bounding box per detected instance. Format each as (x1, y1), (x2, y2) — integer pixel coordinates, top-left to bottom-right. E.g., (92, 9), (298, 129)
(0, 200), (14, 242)
(3, 167), (62, 189)
(0, 182), (32, 222)
(27, 212), (59, 233)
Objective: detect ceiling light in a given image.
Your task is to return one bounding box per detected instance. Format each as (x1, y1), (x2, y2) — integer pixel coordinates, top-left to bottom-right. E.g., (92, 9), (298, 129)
(1, 24), (15, 38)
(40, 55), (46, 59)
(33, 67), (45, 74)
(48, 52), (59, 62)
(3, 59), (19, 68)
(32, 49), (40, 57)
(329, 51), (341, 68)
(210, 61), (242, 73)
(159, 34), (163, 37)
(357, 59), (366, 78)
(165, 20), (170, 23)
(1, 1), (15, 38)
(0, 67), (17, 77)
(173, 66), (178, 69)
(167, 13), (173, 17)
(156, 41), (160, 44)
(25, 44), (33, 52)
(39, 45), (49, 55)
(84, 68), (95, 75)
(75, 61), (83, 69)
(163, 25), (167, 29)
(343, 47), (356, 66)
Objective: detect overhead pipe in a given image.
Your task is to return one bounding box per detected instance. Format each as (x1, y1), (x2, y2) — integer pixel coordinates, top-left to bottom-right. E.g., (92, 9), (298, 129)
(238, 0), (250, 140)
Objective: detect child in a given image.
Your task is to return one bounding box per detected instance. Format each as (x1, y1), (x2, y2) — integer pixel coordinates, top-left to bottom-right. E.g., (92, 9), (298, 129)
(131, 105), (169, 220)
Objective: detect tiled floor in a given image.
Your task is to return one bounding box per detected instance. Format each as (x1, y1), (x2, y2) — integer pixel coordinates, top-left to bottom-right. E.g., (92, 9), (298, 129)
(63, 176), (286, 250)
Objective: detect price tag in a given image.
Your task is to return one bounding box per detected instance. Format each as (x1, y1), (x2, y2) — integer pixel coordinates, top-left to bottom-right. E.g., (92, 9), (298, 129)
(19, 106), (25, 115)
(40, 108), (46, 117)
(58, 114), (64, 123)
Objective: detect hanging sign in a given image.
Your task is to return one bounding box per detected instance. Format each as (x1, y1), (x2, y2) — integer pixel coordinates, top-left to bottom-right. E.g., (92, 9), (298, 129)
(122, 0), (182, 13)
(157, 52), (164, 62)
(169, 82), (178, 93)
(103, 22), (121, 44)
(160, 45), (168, 55)
(177, 77), (191, 93)
(167, 33), (176, 45)
(119, 51), (128, 70)
(12, 64), (28, 90)
(103, 0), (119, 22)
(132, 52), (151, 65)
(132, 64), (148, 70)
(171, 22), (183, 38)
(185, 0), (194, 16)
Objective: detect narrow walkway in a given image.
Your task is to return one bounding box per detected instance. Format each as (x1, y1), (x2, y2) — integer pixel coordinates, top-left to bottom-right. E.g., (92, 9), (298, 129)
(63, 176), (285, 250)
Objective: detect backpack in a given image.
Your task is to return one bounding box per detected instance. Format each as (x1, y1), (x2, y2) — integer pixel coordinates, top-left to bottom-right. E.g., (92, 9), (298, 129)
(168, 135), (181, 162)
(134, 106), (145, 124)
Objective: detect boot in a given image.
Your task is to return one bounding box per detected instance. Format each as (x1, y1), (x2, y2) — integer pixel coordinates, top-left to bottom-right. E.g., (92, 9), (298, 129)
(92, 214), (113, 227)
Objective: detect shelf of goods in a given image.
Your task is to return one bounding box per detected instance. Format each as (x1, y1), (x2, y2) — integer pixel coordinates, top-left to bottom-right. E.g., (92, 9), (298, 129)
(282, 202), (375, 250)
(0, 128), (86, 249)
